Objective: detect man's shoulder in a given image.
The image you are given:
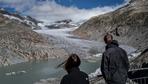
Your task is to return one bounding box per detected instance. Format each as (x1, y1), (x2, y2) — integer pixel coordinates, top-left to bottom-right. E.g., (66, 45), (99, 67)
(104, 46), (126, 54)
(105, 47), (116, 53)
(118, 47), (127, 53)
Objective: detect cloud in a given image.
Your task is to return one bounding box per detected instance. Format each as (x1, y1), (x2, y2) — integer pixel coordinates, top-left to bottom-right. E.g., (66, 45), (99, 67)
(0, 0), (129, 24)
(24, 0), (129, 24)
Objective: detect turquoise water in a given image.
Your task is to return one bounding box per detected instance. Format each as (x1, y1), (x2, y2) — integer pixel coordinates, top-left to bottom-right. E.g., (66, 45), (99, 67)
(0, 59), (100, 84)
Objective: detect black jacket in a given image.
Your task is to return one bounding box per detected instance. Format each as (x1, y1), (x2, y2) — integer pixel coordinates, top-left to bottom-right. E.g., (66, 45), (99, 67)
(60, 67), (89, 84)
(101, 43), (129, 84)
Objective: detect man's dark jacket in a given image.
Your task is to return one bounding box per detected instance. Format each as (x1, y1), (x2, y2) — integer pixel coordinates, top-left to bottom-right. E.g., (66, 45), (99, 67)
(101, 42), (129, 84)
(60, 67), (89, 84)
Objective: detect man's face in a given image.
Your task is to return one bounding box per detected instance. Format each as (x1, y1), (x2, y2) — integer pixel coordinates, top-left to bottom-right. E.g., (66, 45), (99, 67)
(105, 35), (113, 44)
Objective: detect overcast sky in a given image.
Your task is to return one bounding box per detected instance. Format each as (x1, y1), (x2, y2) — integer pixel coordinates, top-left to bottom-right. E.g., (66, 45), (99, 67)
(0, 0), (129, 24)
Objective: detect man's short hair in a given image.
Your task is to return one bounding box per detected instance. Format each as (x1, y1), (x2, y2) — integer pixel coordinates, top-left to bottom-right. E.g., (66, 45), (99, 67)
(104, 33), (113, 44)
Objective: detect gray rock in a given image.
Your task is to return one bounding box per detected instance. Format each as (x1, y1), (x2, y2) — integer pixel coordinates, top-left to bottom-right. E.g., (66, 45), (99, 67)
(73, 0), (148, 52)
(0, 10), (68, 66)
(73, 0), (148, 83)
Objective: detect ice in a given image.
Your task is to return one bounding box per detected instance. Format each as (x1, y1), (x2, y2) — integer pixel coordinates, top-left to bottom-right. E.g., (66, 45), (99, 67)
(5, 70), (27, 76)
(89, 68), (102, 78)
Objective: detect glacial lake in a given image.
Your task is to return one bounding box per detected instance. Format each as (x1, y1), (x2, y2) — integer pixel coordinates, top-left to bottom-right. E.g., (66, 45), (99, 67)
(0, 59), (100, 84)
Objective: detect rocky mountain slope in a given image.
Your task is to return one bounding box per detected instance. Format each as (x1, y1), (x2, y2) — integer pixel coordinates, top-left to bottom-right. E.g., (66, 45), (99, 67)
(131, 48), (148, 67)
(0, 8), (41, 29)
(73, 2), (148, 83)
(0, 9), (68, 66)
(74, 0), (148, 52)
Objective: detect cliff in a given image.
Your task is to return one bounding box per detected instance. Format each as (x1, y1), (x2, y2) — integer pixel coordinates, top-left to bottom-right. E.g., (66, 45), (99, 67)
(0, 9), (68, 66)
(74, 0), (148, 52)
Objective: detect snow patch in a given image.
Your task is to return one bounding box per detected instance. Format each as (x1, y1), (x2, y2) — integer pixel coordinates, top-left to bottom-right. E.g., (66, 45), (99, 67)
(89, 68), (102, 78)
(93, 53), (102, 58)
(129, 52), (141, 60)
(3, 14), (38, 29)
(3, 14), (23, 22)
(37, 23), (48, 30)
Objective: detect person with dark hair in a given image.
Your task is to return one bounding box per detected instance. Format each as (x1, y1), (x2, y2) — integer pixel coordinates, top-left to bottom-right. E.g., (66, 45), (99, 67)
(60, 54), (89, 84)
(101, 34), (129, 84)
(103, 33), (113, 44)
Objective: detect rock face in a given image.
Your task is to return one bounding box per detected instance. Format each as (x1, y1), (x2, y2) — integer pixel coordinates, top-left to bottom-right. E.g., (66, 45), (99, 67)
(74, 1), (148, 83)
(0, 8), (41, 29)
(0, 9), (68, 66)
(74, 0), (148, 51)
(131, 48), (148, 67)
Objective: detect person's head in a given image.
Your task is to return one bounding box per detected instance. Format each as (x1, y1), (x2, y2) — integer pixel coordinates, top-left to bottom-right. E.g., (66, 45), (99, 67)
(104, 33), (113, 44)
(64, 54), (81, 73)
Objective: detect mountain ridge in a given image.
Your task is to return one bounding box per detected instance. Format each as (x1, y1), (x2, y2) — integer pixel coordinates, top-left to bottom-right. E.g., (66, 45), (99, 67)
(0, 9), (68, 66)
(74, 0), (148, 52)
(73, 0), (148, 71)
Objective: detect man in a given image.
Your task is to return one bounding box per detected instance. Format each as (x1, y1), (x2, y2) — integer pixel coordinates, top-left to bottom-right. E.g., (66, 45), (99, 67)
(101, 34), (129, 84)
